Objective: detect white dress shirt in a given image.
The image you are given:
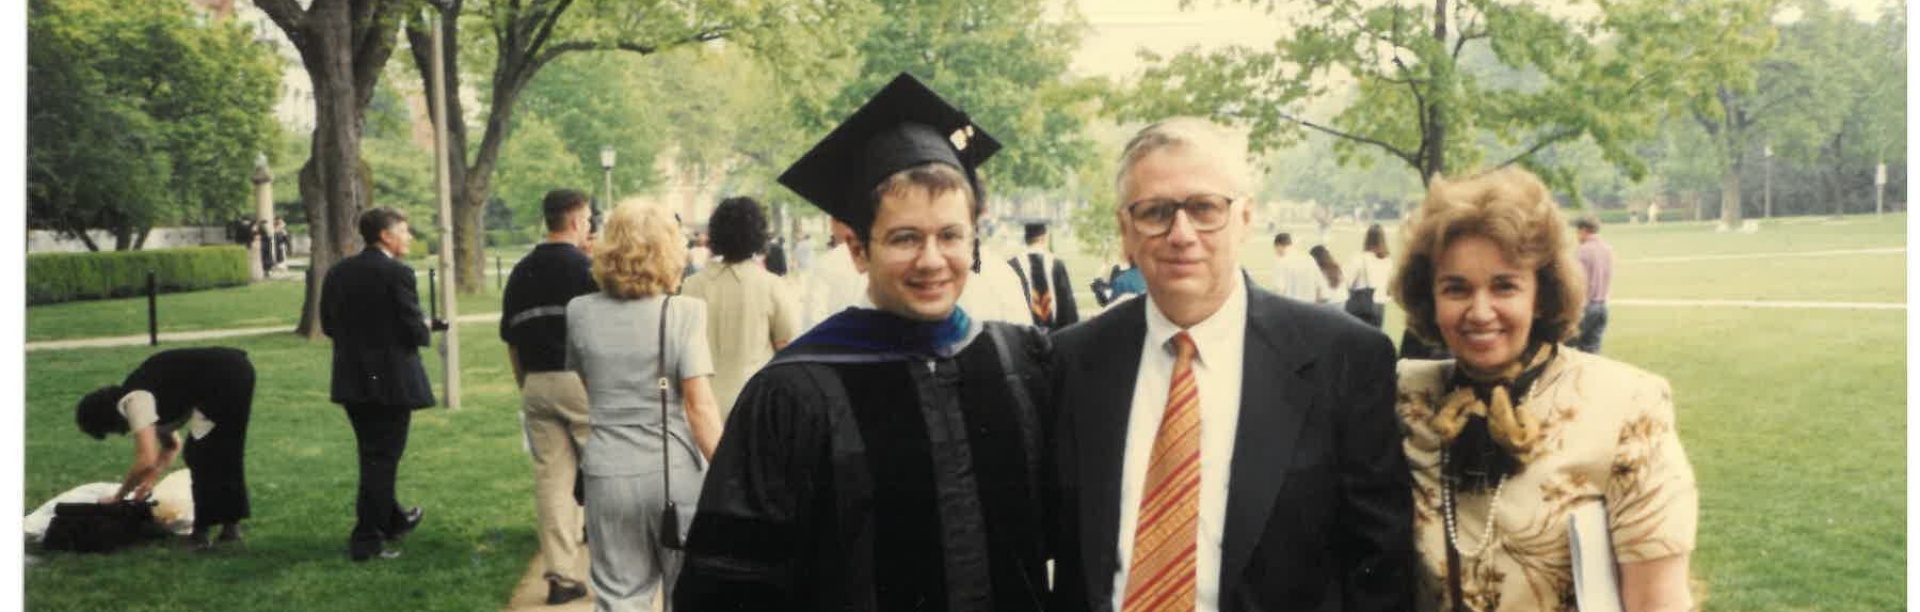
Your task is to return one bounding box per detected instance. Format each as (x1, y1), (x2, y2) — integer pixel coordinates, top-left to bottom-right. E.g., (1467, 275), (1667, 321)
(1111, 275), (1247, 612)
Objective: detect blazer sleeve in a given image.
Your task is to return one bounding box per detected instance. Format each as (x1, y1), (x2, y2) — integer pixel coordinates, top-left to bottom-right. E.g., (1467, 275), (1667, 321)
(1333, 329), (1415, 611)
(391, 263), (431, 347)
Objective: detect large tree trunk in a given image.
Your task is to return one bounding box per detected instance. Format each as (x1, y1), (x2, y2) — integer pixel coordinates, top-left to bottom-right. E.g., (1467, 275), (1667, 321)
(1719, 167), (1743, 227)
(256, 0), (402, 339)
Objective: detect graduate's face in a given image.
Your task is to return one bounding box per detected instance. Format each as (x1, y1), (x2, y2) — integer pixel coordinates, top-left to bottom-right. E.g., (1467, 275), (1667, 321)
(1433, 235), (1537, 373)
(1118, 146), (1251, 326)
(852, 186), (973, 321)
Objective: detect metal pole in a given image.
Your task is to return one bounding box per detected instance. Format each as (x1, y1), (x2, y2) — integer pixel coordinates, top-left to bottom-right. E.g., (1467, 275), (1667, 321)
(430, 14), (461, 410)
(495, 256), (502, 292)
(1875, 161), (1887, 215)
(1763, 146), (1772, 219)
(603, 167), (614, 209)
(147, 271), (158, 347)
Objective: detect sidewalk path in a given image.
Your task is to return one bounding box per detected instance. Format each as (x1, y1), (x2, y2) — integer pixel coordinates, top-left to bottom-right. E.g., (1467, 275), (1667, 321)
(24, 312), (503, 352)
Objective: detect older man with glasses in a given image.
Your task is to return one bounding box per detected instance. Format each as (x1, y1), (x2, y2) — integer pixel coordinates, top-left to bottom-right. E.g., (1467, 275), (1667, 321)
(1047, 117), (1414, 612)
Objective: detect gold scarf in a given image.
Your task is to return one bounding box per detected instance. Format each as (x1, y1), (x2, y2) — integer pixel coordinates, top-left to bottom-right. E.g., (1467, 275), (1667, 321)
(1427, 346), (1554, 462)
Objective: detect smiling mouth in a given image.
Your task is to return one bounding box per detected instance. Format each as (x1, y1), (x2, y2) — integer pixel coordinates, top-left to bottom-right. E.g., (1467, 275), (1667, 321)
(906, 279), (951, 293)
(1459, 330), (1505, 344)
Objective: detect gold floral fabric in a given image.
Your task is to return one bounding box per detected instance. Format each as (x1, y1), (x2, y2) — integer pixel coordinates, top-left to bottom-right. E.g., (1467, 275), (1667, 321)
(1397, 349), (1698, 611)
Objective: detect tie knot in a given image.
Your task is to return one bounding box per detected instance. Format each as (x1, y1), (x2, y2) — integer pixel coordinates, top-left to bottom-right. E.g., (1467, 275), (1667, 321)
(1170, 331), (1197, 362)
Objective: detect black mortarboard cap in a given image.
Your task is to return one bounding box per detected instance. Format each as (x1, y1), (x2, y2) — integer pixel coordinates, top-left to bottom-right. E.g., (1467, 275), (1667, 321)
(1024, 221), (1049, 242)
(778, 73), (1001, 232)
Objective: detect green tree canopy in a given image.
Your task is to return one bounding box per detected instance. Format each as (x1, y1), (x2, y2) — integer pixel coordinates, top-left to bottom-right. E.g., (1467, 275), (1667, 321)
(1119, 0), (1778, 201)
(28, 0), (280, 250)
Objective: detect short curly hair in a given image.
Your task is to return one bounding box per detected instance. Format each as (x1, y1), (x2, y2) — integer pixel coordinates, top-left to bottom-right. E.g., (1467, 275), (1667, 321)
(707, 196), (769, 263)
(1392, 167), (1585, 347)
(593, 198), (687, 299)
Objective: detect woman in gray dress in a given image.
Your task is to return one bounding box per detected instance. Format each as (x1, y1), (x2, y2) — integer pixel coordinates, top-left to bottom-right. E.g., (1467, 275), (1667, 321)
(566, 199), (723, 612)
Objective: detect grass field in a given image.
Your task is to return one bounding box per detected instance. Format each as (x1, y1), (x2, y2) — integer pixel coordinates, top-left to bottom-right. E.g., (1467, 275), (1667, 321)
(24, 329), (532, 611)
(20, 212), (1909, 610)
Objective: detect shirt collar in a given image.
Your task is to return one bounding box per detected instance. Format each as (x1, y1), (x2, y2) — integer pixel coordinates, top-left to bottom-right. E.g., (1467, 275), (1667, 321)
(1143, 272), (1248, 367)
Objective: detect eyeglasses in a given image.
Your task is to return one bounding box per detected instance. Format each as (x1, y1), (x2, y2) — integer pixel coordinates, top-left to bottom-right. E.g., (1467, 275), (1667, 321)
(1124, 194), (1238, 237)
(873, 227), (974, 261)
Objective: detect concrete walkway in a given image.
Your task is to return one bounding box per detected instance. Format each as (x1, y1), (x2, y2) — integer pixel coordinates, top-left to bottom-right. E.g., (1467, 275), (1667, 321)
(501, 548), (665, 612)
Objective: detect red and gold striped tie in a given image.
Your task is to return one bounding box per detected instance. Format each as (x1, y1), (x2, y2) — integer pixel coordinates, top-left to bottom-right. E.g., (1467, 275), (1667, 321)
(1123, 331), (1201, 612)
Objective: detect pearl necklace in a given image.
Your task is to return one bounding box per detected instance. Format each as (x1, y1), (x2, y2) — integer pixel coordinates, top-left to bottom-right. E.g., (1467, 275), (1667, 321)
(1440, 447), (1506, 559)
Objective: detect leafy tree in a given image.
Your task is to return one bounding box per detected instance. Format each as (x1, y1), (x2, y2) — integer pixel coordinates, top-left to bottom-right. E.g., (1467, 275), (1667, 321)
(1120, 0), (1778, 201)
(27, 0), (279, 250)
(824, 0), (1097, 196)
(403, 0), (863, 292)
(253, 0), (409, 338)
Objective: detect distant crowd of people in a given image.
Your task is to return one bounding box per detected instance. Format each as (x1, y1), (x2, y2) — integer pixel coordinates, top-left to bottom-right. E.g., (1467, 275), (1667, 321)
(71, 73), (1674, 612)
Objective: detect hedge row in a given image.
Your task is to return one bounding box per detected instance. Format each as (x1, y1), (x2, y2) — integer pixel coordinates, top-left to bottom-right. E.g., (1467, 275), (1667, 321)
(27, 246), (251, 305)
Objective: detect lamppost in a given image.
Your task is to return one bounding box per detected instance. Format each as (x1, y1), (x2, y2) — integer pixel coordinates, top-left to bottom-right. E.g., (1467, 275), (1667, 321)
(1763, 144), (1772, 219)
(600, 146), (616, 208)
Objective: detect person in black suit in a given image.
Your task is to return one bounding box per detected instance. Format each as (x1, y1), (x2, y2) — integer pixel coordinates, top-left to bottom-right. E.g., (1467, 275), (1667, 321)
(322, 206), (442, 562)
(1048, 118), (1412, 612)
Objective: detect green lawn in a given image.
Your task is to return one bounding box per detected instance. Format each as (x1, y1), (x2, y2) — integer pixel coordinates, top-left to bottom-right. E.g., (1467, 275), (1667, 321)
(25, 328), (533, 611)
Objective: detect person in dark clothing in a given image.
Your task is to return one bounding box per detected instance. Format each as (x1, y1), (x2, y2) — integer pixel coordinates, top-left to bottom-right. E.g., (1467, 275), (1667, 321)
(75, 347), (257, 551)
(321, 206), (441, 562)
(1009, 221), (1079, 330)
(500, 189), (599, 604)
(273, 219), (291, 266)
(764, 238), (790, 276)
(676, 73), (1053, 612)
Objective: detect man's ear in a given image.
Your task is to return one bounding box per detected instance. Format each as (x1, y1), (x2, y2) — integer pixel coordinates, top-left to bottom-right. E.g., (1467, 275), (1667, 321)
(848, 238), (871, 274)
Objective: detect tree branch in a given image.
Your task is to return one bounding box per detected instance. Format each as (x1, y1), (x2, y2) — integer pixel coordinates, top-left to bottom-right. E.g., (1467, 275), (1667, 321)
(1277, 111), (1420, 168)
(531, 28), (731, 70)
(252, 0), (308, 53)
(1494, 129), (1580, 169)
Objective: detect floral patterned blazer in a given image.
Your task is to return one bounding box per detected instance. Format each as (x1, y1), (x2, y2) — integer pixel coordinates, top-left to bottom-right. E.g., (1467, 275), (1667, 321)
(1396, 349), (1699, 611)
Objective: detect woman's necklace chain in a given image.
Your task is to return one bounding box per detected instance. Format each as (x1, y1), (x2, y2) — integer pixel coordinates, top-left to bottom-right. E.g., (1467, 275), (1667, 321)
(1441, 447), (1507, 559)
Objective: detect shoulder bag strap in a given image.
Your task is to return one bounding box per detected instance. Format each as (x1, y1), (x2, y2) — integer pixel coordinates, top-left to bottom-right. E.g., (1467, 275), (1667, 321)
(659, 295), (674, 498)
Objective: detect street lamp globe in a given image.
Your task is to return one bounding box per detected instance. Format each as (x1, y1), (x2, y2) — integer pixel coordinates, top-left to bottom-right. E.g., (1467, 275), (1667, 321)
(600, 146), (616, 170)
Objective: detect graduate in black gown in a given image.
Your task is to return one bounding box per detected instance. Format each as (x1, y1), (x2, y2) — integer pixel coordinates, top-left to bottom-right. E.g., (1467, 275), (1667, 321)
(674, 73), (1053, 612)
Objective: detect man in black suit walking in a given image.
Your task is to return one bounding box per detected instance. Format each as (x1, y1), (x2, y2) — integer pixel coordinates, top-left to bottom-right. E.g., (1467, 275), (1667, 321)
(322, 206), (441, 561)
(1048, 118), (1412, 611)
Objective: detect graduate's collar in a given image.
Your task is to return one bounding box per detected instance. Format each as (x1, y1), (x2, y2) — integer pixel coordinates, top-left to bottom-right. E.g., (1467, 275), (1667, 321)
(773, 306), (981, 365)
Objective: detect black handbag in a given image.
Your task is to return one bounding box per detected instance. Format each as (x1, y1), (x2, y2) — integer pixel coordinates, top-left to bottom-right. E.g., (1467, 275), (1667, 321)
(656, 295), (685, 550)
(42, 500), (158, 553)
(1344, 259), (1386, 328)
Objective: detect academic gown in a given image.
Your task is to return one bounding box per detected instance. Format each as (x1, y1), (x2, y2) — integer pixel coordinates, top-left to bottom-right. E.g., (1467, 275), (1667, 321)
(675, 310), (1053, 612)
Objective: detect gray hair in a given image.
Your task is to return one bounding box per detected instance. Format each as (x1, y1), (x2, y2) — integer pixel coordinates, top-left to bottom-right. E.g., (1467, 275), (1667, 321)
(1114, 117), (1255, 204)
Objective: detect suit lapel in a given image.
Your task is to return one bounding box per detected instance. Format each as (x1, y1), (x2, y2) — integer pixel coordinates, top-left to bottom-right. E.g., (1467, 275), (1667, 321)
(1219, 290), (1317, 598)
(1075, 297), (1146, 605)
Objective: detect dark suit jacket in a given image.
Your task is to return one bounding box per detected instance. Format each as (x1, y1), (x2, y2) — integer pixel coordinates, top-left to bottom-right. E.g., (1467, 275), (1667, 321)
(1048, 287), (1413, 612)
(322, 247), (435, 409)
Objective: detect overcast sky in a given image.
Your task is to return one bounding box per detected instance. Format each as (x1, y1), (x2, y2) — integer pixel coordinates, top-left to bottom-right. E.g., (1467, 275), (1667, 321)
(1066, 0), (1902, 80)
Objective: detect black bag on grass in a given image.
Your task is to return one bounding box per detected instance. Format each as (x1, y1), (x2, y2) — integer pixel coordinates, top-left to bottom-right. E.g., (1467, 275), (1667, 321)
(42, 501), (158, 553)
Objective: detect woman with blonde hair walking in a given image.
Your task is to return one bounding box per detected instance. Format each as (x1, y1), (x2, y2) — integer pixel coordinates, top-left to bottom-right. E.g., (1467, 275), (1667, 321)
(566, 199), (723, 611)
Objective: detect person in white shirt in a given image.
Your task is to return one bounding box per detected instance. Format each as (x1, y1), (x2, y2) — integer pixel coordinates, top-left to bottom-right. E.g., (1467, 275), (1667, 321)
(1049, 117), (1412, 612)
(802, 222), (868, 329)
(1268, 232), (1320, 302)
(961, 238), (1036, 324)
(1342, 223), (1394, 327)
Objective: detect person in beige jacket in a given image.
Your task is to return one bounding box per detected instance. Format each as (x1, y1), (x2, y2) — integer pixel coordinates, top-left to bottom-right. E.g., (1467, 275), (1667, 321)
(680, 196), (800, 417)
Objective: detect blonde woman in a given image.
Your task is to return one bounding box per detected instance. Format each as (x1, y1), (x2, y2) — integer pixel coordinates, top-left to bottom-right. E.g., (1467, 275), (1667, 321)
(566, 199), (723, 612)
(1392, 168), (1696, 611)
